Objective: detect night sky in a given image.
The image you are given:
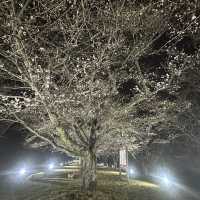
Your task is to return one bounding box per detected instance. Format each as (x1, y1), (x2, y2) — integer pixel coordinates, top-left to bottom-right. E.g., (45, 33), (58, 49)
(0, 122), (69, 171)
(0, 122), (24, 169)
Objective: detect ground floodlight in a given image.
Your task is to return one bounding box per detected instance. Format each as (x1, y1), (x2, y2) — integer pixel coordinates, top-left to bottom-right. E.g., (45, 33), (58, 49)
(129, 167), (137, 178)
(19, 168), (26, 176)
(160, 172), (174, 187)
(48, 163), (54, 170)
(130, 168), (134, 175)
(151, 167), (178, 189)
(163, 176), (170, 186)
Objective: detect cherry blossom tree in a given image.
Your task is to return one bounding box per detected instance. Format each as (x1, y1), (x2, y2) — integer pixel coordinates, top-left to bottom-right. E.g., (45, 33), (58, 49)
(0, 0), (199, 191)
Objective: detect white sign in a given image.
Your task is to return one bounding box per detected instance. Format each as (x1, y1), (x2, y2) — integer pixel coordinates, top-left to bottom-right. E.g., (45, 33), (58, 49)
(120, 148), (127, 169)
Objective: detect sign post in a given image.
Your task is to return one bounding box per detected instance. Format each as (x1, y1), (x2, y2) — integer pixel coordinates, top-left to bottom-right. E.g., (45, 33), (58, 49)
(119, 147), (128, 177)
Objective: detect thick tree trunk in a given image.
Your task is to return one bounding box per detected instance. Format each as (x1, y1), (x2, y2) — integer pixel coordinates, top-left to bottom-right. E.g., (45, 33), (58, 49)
(81, 150), (97, 192)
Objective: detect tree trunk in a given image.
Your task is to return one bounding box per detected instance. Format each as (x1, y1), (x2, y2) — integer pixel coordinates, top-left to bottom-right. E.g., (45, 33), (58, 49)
(140, 160), (148, 177)
(81, 150), (97, 192)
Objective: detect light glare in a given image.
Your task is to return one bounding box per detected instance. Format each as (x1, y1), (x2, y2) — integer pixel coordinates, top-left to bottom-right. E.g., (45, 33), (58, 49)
(48, 163), (54, 170)
(130, 169), (134, 175)
(129, 167), (138, 178)
(151, 167), (178, 189)
(19, 168), (26, 176)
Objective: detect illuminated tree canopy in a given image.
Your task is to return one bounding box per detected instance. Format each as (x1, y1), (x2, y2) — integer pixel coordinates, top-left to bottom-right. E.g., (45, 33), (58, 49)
(0, 0), (199, 191)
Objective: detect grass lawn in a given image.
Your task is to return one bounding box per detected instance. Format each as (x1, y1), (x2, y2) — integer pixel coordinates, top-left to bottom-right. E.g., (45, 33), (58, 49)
(0, 168), (184, 200)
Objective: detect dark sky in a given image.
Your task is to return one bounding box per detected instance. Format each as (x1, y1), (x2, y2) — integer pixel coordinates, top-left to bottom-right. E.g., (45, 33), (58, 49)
(0, 122), (25, 169)
(0, 122), (70, 170)
(0, 122), (22, 153)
